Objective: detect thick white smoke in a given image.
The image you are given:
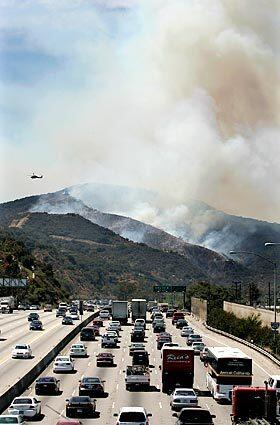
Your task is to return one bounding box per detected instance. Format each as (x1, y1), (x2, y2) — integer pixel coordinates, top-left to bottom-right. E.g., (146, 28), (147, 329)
(5, 0), (280, 222)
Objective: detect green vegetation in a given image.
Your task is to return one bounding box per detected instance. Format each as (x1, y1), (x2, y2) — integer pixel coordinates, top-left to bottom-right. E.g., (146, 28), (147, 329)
(0, 230), (68, 304)
(208, 308), (280, 356)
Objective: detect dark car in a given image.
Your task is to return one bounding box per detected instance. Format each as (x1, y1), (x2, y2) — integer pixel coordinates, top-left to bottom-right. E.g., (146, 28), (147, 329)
(66, 396), (96, 418)
(166, 309), (176, 318)
(157, 336), (172, 350)
(176, 319), (188, 329)
(28, 312), (39, 322)
(35, 376), (60, 395)
(153, 322), (166, 333)
(131, 329), (145, 342)
(132, 350), (149, 367)
(56, 308), (67, 317)
(173, 408), (216, 425)
(62, 316), (74, 325)
(80, 327), (96, 341)
(29, 320), (43, 330)
(79, 377), (105, 397)
(96, 353), (114, 367)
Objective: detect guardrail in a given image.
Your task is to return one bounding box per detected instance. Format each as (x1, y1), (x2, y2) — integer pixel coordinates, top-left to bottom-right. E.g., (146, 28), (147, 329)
(203, 322), (280, 368)
(0, 311), (99, 414)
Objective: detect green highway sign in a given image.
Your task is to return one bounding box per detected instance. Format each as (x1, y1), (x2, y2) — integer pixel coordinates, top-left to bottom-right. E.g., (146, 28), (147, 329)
(153, 285), (186, 293)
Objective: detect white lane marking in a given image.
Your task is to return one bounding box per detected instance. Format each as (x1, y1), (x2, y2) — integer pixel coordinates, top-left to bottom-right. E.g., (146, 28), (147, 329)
(116, 384), (119, 390)
(159, 402), (162, 409)
(205, 403), (210, 410)
(112, 402), (115, 408)
(157, 384), (160, 389)
(200, 331), (271, 375)
(88, 362), (91, 366)
(122, 357), (124, 362)
(81, 375), (84, 379)
(155, 369), (158, 375)
(72, 390), (75, 396)
(119, 369), (122, 375)
(123, 348), (126, 352)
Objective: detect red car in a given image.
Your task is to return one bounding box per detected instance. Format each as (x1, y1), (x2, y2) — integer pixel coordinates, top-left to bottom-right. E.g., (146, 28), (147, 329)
(92, 318), (103, 327)
(96, 352), (114, 367)
(92, 325), (100, 336)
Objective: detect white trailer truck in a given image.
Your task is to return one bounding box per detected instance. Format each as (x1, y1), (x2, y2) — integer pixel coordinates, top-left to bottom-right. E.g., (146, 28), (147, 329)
(131, 299), (147, 322)
(0, 296), (15, 313)
(112, 301), (128, 324)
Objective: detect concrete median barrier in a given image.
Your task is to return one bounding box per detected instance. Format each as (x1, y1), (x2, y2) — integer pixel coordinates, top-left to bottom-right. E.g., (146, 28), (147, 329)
(0, 311), (99, 413)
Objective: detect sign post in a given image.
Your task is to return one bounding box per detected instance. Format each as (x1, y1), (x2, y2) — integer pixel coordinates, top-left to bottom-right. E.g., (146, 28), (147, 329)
(153, 285), (187, 308)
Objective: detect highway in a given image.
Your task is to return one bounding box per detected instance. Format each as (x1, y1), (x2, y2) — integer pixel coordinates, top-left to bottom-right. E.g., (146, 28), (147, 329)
(0, 310), (93, 394)
(6, 312), (278, 425)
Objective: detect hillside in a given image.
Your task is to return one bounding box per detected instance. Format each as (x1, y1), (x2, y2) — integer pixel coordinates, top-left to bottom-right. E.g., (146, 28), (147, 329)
(0, 191), (251, 284)
(2, 212), (217, 298)
(0, 230), (67, 304)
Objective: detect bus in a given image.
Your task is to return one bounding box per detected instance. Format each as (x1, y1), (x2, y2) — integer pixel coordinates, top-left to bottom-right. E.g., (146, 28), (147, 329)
(205, 347), (252, 402)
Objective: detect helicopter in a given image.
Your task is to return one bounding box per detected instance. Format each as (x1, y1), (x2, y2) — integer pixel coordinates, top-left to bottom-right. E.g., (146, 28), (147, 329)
(29, 173), (43, 179)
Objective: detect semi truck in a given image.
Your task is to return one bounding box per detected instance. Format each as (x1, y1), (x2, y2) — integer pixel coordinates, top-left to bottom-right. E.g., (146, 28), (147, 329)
(131, 299), (147, 322)
(161, 347), (194, 393)
(231, 386), (278, 424)
(112, 301), (128, 324)
(0, 296), (15, 313)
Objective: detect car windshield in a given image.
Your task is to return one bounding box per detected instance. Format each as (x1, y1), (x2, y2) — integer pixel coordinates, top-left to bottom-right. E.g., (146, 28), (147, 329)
(15, 345), (27, 350)
(119, 412), (146, 421)
(0, 419), (20, 424)
(179, 411), (211, 422)
(13, 398), (32, 404)
(70, 397), (90, 403)
(175, 390), (195, 396)
(38, 377), (55, 382)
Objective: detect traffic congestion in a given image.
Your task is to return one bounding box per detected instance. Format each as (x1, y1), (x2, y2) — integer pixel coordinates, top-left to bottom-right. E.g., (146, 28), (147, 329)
(0, 299), (279, 424)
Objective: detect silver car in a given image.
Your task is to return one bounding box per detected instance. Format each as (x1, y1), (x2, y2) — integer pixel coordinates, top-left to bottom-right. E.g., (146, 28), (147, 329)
(170, 388), (198, 411)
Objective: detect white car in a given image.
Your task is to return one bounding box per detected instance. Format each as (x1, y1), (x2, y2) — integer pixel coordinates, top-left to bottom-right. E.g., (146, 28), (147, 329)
(160, 342), (179, 357)
(8, 397), (41, 418)
(29, 305), (39, 310)
(181, 326), (194, 337)
(170, 388), (198, 411)
(70, 312), (79, 320)
(0, 416), (26, 424)
(12, 344), (32, 359)
(110, 321), (121, 330)
(69, 342), (87, 357)
(114, 407), (152, 424)
(99, 309), (110, 319)
(53, 355), (74, 373)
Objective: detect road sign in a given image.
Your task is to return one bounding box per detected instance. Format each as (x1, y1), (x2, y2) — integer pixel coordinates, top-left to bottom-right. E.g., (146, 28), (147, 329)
(153, 285), (186, 293)
(271, 322), (280, 330)
(0, 277), (28, 287)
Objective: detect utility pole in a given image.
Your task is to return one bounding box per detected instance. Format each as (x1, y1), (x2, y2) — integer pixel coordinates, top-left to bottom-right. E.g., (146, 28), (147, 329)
(268, 281), (271, 309)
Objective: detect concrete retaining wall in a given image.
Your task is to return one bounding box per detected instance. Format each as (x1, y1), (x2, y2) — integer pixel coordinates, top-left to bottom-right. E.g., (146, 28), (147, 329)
(0, 311), (98, 414)
(224, 301), (280, 328)
(191, 297), (207, 322)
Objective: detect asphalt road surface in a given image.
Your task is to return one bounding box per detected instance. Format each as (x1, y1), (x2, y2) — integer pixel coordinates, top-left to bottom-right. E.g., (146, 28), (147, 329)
(7, 313), (278, 425)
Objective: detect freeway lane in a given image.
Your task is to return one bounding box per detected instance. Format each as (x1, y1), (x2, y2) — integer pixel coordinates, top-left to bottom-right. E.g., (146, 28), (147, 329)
(0, 311), (93, 395)
(8, 313), (278, 424)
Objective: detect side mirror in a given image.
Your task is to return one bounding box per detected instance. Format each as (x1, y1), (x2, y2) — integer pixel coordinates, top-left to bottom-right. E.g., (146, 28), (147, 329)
(66, 399), (69, 402)
(172, 413), (178, 417)
(211, 415), (216, 418)
(113, 413), (118, 417)
(147, 413), (152, 417)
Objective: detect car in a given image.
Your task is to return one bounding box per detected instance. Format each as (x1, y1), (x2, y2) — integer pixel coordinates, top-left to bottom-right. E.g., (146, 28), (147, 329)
(107, 330), (119, 342)
(80, 327), (96, 341)
(35, 376), (60, 395)
(27, 312), (39, 321)
(268, 375), (280, 396)
(29, 305), (39, 310)
(129, 343), (145, 356)
(92, 318), (103, 327)
(17, 304), (27, 311)
(107, 325), (120, 335)
(172, 311), (185, 325)
(131, 329), (145, 342)
(157, 336), (172, 350)
(96, 352), (114, 367)
(70, 312), (80, 320)
(153, 322), (166, 333)
(62, 316), (74, 325)
(56, 308), (67, 317)
(173, 408), (215, 424)
(8, 397), (41, 419)
(170, 388), (198, 411)
(151, 311), (163, 320)
(134, 319), (145, 329)
(66, 396), (96, 418)
(0, 416), (26, 424)
(191, 341), (205, 355)
(200, 346), (209, 362)
(99, 310), (110, 319)
(53, 356), (74, 373)
(181, 326), (194, 337)
(132, 350), (149, 367)
(44, 304), (52, 312)
(12, 344), (32, 359)
(69, 343), (87, 357)
(101, 333), (117, 348)
(166, 309), (176, 318)
(29, 320), (43, 330)
(110, 321), (122, 330)
(176, 319), (188, 329)
(79, 377), (105, 396)
(91, 325), (100, 336)
(114, 407), (152, 425)
(187, 334), (202, 346)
